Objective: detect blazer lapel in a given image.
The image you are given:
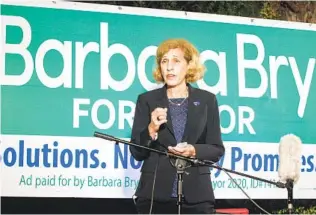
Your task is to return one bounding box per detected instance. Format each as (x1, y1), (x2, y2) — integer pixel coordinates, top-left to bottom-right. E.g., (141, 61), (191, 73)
(155, 85), (175, 139)
(181, 85), (206, 144)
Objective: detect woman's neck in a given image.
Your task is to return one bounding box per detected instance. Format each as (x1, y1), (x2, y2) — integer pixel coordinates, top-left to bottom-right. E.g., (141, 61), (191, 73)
(167, 83), (188, 98)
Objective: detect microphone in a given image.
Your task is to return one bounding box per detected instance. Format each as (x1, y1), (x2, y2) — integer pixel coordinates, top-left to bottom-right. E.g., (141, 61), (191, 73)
(278, 133), (302, 214)
(174, 142), (189, 171)
(278, 134), (302, 184)
(94, 131), (161, 150)
(175, 158), (187, 170)
(94, 132), (120, 143)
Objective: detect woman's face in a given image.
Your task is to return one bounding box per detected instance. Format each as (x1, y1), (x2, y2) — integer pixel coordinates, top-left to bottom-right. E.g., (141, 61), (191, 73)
(160, 48), (189, 88)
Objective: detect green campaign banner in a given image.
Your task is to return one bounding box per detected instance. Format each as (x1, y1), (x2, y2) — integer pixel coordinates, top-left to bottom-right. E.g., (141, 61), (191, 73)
(1, 0), (315, 199)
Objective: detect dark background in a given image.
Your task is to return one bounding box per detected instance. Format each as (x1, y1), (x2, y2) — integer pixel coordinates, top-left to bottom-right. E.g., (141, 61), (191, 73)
(2, 197), (315, 214)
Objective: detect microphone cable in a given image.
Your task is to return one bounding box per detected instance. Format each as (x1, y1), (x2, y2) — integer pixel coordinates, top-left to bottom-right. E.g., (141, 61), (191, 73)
(148, 141), (168, 214)
(149, 154), (159, 214)
(205, 160), (271, 215)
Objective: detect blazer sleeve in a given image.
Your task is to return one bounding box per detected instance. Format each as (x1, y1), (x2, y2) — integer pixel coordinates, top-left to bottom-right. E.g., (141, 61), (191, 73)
(194, 95), (225, 162)
(129, 94), (153, 161)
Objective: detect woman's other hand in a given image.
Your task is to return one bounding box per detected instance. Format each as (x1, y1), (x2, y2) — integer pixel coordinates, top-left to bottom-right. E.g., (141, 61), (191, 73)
(168, 144), (196, 157)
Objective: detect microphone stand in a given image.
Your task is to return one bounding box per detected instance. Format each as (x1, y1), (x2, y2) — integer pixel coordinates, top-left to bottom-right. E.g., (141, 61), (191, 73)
(174, 159), (189, 214)
(94, 132), (293, 214)
(286, 179), (294, 214)
(177, 165), (184, 215)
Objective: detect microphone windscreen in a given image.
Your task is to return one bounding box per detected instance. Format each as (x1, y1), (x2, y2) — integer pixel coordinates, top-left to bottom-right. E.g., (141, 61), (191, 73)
(278, 134), (302, 184)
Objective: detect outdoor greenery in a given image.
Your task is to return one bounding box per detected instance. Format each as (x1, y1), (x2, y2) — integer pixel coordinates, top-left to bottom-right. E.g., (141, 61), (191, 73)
(274, 205), (316, 214)
(83, 1), (316, 23)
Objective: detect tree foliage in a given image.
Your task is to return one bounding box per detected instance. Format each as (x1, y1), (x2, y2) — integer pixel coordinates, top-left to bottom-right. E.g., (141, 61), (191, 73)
(80, 1), (316, 24)
(267, 1), (316, 23)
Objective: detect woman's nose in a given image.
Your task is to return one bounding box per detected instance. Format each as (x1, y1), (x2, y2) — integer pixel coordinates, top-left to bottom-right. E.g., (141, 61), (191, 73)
(167, 62), (173, 71)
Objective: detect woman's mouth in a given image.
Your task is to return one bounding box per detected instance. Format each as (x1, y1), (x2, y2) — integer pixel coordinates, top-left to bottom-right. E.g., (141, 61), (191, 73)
(166, 74), (175, 79)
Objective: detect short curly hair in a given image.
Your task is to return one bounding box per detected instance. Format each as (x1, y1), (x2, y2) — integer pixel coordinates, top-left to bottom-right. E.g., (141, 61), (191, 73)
(153, 38), (205, 83)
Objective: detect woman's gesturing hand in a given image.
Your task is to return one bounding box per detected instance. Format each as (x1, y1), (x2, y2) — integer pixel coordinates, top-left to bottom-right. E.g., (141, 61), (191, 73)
(148, 107), (168, 139)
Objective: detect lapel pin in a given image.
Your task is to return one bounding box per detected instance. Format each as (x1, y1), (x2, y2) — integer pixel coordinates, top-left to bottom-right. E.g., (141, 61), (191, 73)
(193, 101), (200, 106)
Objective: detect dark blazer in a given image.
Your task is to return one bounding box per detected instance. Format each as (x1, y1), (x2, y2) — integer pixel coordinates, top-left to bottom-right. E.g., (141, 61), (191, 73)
(129, 84), (225, 204)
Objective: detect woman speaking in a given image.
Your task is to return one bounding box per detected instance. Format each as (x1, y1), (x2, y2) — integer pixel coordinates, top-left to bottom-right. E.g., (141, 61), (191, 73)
(130, 38), (225, 214)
